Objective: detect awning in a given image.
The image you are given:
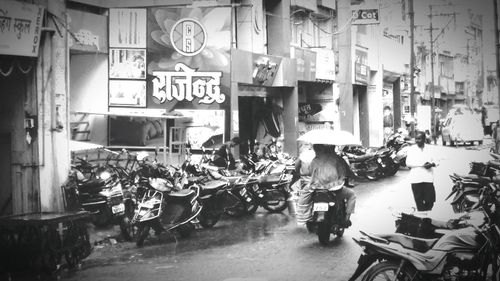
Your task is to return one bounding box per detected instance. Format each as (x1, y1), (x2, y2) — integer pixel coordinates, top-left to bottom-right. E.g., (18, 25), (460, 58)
(69, 140), (104, 152)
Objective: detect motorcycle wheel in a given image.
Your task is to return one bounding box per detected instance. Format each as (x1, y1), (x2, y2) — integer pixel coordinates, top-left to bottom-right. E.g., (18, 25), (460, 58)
(224, 195), (248, 217)
(317, 223), (330, 246)
(120, 200), (137, 241)
(365, 171), (380, 181)
(176, 222), (195, 238)
(262, 189), (288, 213)
(198, 209), (222, 228)
(245, 194), (259, 215)
(384, 163), (400, 177)
(92, 208), (111, 227)
(361, 261), (418, 281)
(136, 224), (151, 247)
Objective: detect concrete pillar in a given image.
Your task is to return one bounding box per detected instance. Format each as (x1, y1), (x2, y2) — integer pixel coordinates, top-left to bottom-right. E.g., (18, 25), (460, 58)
(38, 0), (70, 212)
(265, 0), (291, 57)
(282, 87), (299, 157)
(368, 70), (384, 146)
(338, 0), (354, 133)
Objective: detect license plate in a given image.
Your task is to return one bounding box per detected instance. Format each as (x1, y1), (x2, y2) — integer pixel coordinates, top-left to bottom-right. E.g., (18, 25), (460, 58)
(313, 203), (329, 212)
(112, 203), (125, 214)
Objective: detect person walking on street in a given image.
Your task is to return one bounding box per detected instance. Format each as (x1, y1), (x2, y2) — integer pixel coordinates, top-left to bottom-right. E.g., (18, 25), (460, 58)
(406, 131), (437, 211)
(296, 144), (356, 227)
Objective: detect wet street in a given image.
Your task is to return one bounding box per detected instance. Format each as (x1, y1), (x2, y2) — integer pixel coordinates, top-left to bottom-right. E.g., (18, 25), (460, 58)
(56, 144), (491, 281)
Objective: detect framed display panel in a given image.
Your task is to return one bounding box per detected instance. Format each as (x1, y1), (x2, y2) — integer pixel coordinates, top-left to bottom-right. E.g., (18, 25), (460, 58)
(109, 80), (146, 107)
(109, 48), (146, 79)
(175, 109), (225, 149)
(109, 9), (147, 48)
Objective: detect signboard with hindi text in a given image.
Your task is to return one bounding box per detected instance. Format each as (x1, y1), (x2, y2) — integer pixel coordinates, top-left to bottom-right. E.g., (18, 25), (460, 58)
(0, 0), (44, 57)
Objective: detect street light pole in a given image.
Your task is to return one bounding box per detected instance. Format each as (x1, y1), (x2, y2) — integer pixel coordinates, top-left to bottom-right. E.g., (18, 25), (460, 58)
(429, 5), (436, 143)
(494, 0), (500, 153)
(409, 0), (416, 138)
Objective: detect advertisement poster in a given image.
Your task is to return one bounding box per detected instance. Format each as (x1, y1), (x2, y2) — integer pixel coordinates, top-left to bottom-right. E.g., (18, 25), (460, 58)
(109, 9), (147, 48)
(146, 6), (232, 147)
(176, 109), (225, 149)
(383, 82), (394, 142)
(0, 0), (44, 57)
(299, 102), (335, 122)
(109, 80), (146, 107)
(109, 48), (146, 79)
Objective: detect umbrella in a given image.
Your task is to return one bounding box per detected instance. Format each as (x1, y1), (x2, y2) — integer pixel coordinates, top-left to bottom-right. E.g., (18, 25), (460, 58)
(297, 129), (361, 146)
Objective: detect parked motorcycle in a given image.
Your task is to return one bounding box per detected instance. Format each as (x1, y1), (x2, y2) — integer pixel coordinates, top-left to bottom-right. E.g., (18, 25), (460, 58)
(348, 183), (500, 281)
(132, 175), (202, 247)
(374, 147), (400, 177)
(306, 186), (352, 246)
(342, 146), (382, 180)
(71, 156), (133, 240)
(385, 132), (413, 167)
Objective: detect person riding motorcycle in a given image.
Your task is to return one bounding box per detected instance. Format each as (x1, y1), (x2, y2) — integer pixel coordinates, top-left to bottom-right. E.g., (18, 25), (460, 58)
(296, 144), (356, 227)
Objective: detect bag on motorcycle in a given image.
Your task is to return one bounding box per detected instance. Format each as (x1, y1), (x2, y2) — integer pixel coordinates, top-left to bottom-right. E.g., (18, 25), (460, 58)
(395, 213), (436, 239)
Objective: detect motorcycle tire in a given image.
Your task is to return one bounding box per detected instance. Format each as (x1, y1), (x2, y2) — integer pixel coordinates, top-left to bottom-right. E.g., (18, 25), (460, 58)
(336, 228), (344, 237)
(136, 224), (151, 247)
(198, 209), (222, 229)
(365, 171), (380, 181)
(361, 260), (418, 281)
(245, 193), (259, 215)
(384, 163), (400, 177)
(317, 223), (330, 246)
(262, 189), (288, 213)
(176, 222), (195, 238)
(120, 200), (137, 241)
(224, 195), (248, 217)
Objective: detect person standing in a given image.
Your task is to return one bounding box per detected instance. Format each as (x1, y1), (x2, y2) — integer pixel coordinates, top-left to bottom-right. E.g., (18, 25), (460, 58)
(212, 136), (240, 170)
(406, 131), (437, 211)
(296, 144), (356, 227)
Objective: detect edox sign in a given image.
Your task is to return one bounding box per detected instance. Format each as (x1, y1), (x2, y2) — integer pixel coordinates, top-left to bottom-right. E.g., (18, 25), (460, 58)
(170, 18), (207, 56)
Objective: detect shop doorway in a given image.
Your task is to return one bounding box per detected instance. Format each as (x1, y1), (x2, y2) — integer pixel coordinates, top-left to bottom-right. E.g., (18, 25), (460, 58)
(238, 96), (283, 156)
(0, 133), (12, 215)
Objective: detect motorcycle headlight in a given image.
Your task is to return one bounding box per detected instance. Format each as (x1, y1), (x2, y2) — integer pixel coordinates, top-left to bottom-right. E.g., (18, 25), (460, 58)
(99, 171), (112, 180)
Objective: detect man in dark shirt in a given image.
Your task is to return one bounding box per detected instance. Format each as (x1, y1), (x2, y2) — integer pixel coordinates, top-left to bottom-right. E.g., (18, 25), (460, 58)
(212, 136), (240, 170)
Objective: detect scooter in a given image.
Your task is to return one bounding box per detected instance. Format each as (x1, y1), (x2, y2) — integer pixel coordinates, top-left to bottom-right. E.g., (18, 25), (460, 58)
(132, 172), (202, 247)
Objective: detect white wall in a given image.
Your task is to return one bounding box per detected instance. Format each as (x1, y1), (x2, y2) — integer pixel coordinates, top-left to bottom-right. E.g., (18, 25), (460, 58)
(70, 53), (108, 145)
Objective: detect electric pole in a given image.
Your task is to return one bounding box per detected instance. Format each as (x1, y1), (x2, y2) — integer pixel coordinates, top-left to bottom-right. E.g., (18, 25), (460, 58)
(429, 5), (436, 143)
(409, 0), (416, 138)
(494, 0), (500, 153)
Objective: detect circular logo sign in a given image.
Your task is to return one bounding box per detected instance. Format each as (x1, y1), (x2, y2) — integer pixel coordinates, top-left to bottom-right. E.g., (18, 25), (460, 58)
(170, 18), (207, 57)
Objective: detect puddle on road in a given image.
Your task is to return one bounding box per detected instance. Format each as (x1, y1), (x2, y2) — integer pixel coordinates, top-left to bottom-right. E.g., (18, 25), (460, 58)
(86, 210), (293, 263)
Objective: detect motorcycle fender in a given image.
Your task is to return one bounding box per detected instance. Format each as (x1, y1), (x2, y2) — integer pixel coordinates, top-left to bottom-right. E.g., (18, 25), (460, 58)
(357, 238), (447, 273)
(347, 254), (378, 281)
(315, 211), (327, 222)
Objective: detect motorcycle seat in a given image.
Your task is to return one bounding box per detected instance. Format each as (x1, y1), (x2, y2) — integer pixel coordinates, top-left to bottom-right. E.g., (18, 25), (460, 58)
(349, 154), (374, 163)
(378, 233), (439, 253)
(187, 176), (205, 184)
(258, 173), (284, 185)
(78, 178), (106, 191)
(453, 173), (491, 184)
(168, 189), (195, 197)
(200, 180), (228, 190)
(487, 160), (500, 169)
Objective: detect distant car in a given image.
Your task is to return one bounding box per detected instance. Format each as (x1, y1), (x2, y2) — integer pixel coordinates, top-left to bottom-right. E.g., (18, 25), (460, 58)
(441, 111), (483, 146)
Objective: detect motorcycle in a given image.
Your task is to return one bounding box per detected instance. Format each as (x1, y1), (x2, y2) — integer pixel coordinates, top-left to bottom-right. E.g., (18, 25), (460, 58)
(342, 146), (382, 181)
(385, 132), (413, 167)
(374, 147), (400, 177)
(132, 174), (202, 247)
(348, 183), (500, 281)
(306, 186), (352, 246)
(71, 156), (133, 239)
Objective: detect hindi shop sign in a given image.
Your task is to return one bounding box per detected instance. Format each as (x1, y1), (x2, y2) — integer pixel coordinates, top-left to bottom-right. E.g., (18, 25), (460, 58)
(0, 0), (44, 57)
(351, 8), (379, 25)
(152, 63), (226, 105)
